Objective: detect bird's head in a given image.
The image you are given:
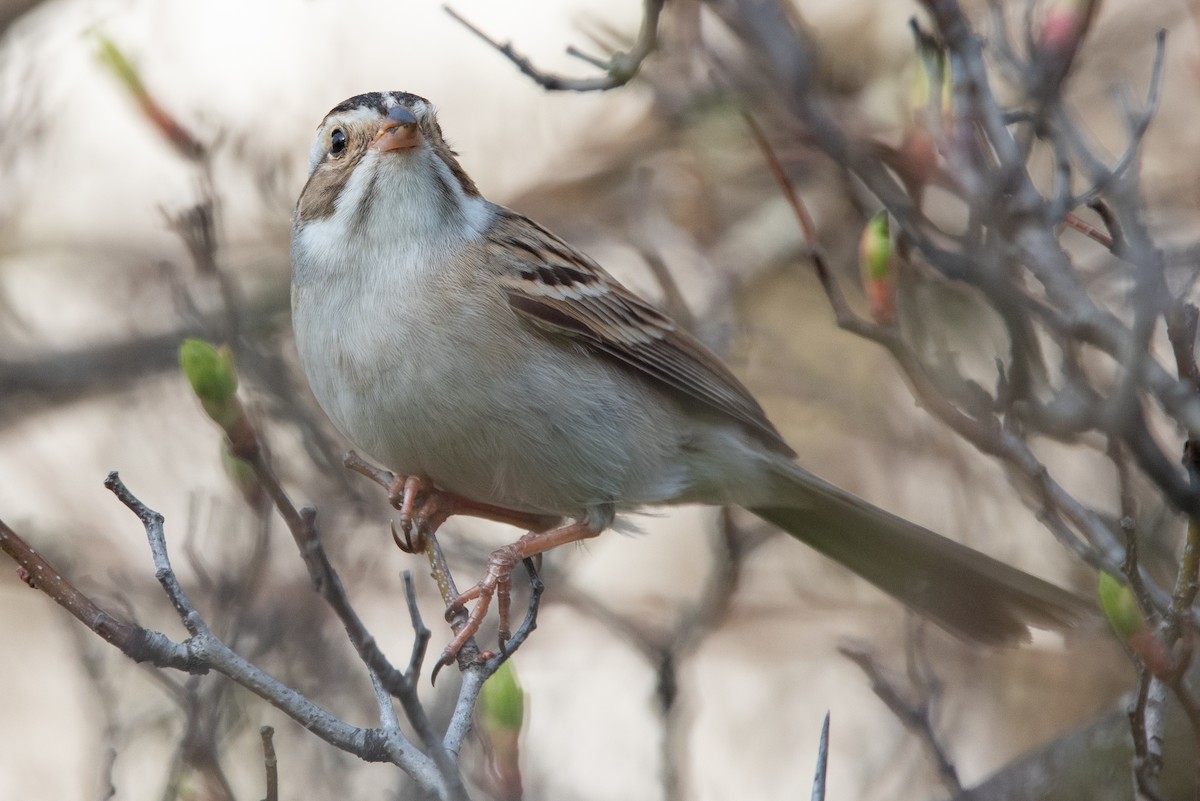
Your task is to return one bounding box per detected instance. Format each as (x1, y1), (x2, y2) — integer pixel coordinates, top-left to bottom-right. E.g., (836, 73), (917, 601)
(293, 91), (484, 239)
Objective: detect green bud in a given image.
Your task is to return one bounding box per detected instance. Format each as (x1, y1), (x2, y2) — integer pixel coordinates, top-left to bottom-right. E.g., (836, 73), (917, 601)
(1097, 571), (1144, 640)
(180, 339), (240, 427)
(94, 34), (146, 99)
(859, 212), (892, 281)
(480, 661), (524, 733)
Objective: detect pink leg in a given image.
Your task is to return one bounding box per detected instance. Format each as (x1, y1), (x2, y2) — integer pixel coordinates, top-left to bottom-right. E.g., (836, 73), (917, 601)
(437, 521), (602, 669)
(385, 474), (559, 552)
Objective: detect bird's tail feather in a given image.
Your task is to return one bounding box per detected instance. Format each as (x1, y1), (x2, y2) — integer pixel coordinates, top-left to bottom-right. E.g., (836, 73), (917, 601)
(749, 461), (1088, 644)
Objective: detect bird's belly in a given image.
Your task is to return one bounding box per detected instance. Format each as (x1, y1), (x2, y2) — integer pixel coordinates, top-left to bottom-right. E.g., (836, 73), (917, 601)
(296, 291), (691, 517)
(346, 360), (691, 517)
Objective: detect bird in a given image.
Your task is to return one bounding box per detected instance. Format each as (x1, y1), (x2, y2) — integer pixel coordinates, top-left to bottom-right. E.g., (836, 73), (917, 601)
(290, 90), (1086, 669)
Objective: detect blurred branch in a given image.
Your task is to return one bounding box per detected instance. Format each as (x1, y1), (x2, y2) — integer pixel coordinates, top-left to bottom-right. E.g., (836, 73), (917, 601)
(0, 0), (44, 37)
(840, 639), (962, 795)
(557, 510), (772, 801)
(444, 0), (664, 91)
(95, 35), (204, 160)
(953, 680), (1200, 801)
(0, 286), (287, 421)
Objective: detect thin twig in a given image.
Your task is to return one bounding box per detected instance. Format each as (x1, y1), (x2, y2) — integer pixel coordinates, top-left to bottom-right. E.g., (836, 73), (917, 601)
(811, 711), (830, 801)
(0, 517), (185, 666)
(402, 572), (433, 680)
(101, 474), (407, 764)
(444, 0), (664, 92)
(742, 110), (878, 338)
(1069, 30), (1167, 209)
(343, 450), (545, 687)
(1063, 212), (1115, 249)
(1131, 667), (1169, 801)
(241, 450), (440, 731)
(260, 726), (278, 801)
(483, 558), (544, 675)
(839, 643), (962, 795)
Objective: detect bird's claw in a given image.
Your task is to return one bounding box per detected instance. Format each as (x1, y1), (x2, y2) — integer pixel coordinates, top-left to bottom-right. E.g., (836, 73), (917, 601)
(429, 542), (523, 682)
(387, 475), (458, 553)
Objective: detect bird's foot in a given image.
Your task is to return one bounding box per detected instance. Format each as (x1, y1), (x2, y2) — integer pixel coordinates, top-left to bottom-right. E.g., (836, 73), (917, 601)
(432, 521), (601, 681)
(435, 540), (523, 677)
(385, 474), (557, 553)
(387, 475), (452, 553)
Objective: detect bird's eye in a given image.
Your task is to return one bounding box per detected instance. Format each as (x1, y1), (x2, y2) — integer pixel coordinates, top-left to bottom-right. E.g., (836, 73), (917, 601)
(329, 128), (347, 157)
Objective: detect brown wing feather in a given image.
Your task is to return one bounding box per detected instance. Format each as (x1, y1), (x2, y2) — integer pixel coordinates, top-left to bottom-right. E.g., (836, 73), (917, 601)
(488, 209), (795, 456)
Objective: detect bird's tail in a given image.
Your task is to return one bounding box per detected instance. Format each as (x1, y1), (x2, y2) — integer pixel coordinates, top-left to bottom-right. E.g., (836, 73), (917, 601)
(749, 460), (1088, 644)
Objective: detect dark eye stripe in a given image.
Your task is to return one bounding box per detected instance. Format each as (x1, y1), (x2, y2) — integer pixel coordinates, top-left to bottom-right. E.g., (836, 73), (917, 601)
(296, 139), (369, 223)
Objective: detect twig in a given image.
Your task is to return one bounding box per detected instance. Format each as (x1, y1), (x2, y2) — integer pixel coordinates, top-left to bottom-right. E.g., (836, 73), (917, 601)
(1131, 667), (1169, 801)
(270, 498), (460, 786)
(749, 102), (1126, 578)
(260, 726), (278, 801)
(839, 643), (962, 795)
(742, 110), (879, 339)
(1068, 30), (1167, 209)
(342, 451), (545, 679)
(100, 473), (414, 766)
(402, 572), (433, 680)
(4, 477), (461, 782)
(0, 517), (187, 668)
(485, 558), (544, 673)
(811, 711), (830, 801)
(444, 0), (664, 92)
(1063, 212), (1115, 249)
(236, 445), (433, 716)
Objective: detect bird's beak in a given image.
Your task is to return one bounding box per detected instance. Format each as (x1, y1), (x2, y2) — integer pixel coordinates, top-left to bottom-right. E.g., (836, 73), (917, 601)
(371, 106), (421, 153)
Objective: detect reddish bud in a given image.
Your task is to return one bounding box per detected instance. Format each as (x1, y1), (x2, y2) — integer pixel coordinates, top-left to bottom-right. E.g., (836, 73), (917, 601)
(859, 212), (895, 326)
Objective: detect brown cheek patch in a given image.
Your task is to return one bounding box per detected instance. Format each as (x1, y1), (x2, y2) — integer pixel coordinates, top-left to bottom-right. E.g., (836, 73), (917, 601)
(295, 144), (369, 223)
(296, 166), (341, 222)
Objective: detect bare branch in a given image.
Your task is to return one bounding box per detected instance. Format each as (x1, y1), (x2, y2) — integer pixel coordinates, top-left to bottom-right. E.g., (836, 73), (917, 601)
(100, 474), (411, 765)
(811, 711), (830, 801)
(260, 726), (278, 801)
(840, 642), (962, 795)
(231, 444), (465, 790)
(0, 517), (190, 669)
(444, 0), (663, 92)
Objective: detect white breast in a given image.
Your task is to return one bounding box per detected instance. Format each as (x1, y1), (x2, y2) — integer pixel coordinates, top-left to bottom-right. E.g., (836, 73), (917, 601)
(290, 153), (751, 519)
(291, 154), (497, 475)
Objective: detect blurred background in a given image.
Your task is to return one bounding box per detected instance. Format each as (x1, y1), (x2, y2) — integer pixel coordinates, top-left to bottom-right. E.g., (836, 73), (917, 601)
(0, 0), (1194, 798)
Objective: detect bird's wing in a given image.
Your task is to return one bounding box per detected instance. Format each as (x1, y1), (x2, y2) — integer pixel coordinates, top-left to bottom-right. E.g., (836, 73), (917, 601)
(487, 208), (794, 456)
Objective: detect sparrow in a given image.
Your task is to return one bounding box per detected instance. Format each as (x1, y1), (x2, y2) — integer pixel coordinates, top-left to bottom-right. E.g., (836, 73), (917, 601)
(290, 91), (1085, 667)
